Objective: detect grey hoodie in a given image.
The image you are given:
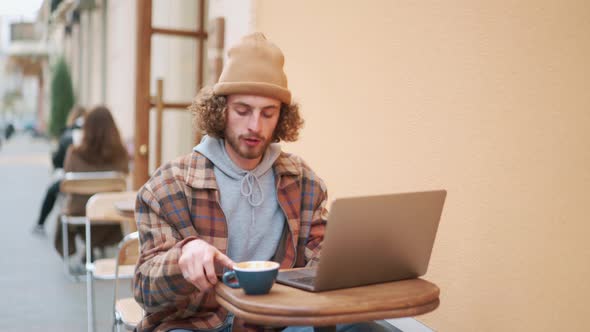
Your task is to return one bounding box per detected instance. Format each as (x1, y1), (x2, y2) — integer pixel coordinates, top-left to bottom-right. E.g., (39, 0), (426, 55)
(194, 135), (285, 262)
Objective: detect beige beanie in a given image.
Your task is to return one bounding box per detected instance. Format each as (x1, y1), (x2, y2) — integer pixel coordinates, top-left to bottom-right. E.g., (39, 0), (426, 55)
(213, 32), (292, 104)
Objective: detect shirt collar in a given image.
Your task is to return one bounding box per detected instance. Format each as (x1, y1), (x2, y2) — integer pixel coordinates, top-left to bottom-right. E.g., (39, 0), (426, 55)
(185, 151), (301, 189)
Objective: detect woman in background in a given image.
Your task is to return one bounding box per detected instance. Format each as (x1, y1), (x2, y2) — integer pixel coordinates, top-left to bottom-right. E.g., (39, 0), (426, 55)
(54, 106), (129, 263)
(32, 105), (86, 234)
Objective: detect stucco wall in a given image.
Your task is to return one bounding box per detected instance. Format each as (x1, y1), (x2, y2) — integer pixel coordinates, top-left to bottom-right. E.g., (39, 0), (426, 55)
(208, 0), (257, 59)
(253, 1), (590, 331)
(105, 0), (137, 143)
(82, 0), (258, 174)
(148, 0), (200, 172)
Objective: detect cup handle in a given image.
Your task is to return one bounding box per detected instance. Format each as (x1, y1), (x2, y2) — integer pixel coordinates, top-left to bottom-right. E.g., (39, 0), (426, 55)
(222, 271), (240, 289)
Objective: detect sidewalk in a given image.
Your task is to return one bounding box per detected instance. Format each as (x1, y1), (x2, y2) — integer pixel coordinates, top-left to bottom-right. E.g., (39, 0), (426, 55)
(0, 134), (130, 332)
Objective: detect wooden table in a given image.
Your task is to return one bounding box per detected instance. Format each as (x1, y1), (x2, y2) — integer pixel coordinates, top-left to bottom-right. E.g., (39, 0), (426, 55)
(114, 198), (135, 219)
(216, 278), (439, 331)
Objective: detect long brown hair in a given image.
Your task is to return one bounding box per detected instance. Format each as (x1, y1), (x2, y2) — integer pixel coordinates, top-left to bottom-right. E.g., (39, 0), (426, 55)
(74, 106), (128, 164)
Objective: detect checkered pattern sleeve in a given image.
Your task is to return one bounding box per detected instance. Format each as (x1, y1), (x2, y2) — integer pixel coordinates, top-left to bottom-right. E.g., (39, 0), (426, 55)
(302, 163), (329, 266)
(133, 184), (198, 313)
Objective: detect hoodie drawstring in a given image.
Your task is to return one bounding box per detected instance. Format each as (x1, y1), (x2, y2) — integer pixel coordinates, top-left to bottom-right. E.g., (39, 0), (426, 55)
(240, 172), (263, 238)
(240, 172), (264, 207)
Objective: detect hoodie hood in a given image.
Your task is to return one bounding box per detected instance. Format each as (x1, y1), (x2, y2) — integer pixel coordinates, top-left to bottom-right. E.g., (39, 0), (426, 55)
(193, 135), (285, 262)
(194, 135), (281, 206)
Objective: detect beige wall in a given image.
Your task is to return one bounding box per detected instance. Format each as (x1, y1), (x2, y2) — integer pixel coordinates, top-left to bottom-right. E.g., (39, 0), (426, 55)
(106, 0), (137, 142)
(254, 1), (590, 331)
(59, 0), (132, 139)
(79, 11), (90, 105)
(208, 0), (257, 59)
(87, 8), (103, 106)
(79, 9), (102, 107)
(149, 0), (201, 172)
(65, 0), (257, 175)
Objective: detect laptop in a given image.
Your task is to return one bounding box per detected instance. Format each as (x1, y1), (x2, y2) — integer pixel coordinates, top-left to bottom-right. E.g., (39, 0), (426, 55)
(276, 189), (446, 292)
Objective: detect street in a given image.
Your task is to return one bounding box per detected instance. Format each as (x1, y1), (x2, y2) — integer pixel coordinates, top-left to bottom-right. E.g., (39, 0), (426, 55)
(0, 133), (129, 331)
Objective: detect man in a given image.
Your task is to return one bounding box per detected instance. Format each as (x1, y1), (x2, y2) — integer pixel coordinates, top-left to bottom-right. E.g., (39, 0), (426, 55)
(133, 32), (326, 332)
(134, 33), (393, 332)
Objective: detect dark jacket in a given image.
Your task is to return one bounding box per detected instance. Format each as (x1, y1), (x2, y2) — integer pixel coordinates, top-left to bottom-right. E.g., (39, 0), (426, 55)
(52, 125), (80, 169)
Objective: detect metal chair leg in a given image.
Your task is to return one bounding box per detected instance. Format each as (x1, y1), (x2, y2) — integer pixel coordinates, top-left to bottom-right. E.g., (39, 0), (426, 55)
(86, 217), (96, 332)
(61, 216), (70, 278)
(112, 276), (120, 332)
(86, 268), (95, 332)
(113, 312), (121, 332)
(62, 215), (85, 282)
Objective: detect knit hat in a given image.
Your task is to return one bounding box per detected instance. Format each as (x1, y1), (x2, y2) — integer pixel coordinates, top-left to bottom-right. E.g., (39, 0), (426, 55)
(213, 32), (292, 104)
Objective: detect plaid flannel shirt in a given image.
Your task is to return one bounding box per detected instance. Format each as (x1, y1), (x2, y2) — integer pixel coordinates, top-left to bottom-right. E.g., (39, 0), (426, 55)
(133, 151), (328, 332)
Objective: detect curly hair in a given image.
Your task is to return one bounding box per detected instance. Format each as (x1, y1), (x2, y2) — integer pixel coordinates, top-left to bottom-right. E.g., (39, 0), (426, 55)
(189, 87), (304, 142)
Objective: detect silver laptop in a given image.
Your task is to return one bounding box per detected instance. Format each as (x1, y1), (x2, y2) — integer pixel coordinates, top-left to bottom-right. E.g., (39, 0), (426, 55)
(276, 190), (446, 292)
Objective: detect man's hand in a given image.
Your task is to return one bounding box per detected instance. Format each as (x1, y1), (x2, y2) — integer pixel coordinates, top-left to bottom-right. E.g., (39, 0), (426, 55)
(178, 239), (235, 292)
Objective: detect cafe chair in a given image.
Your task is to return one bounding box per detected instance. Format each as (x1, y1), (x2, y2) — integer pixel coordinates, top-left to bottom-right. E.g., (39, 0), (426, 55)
(59, 171), (127, 281)
(111, 232), (143, 332)
(85, 191), (137, 332)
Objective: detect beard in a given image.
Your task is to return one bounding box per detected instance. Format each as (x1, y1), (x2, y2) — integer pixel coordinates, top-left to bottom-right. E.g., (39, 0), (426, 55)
(225, 131), (272, 160)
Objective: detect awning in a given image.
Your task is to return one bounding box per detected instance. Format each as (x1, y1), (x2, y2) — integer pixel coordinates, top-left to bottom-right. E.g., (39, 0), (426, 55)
(5, 41), (50, 76)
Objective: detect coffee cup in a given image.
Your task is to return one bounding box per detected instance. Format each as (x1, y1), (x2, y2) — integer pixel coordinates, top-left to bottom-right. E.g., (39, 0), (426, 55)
(222, 261), (280, 295)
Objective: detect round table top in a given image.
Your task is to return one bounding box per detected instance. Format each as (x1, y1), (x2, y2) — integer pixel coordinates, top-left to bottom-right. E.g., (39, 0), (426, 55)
(215, 278), (439, 327)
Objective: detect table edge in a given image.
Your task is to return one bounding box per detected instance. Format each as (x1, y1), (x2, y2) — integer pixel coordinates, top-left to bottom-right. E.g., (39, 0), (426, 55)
(216, 295), (440, 327)
(216, 278), (440, 317)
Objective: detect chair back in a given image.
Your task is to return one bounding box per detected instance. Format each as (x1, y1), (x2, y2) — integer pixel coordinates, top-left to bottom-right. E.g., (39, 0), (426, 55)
(85, 191), (137, 229)
(61, 171), (127, 195)
(113, 232), (142, 330)
(117, 232), (139, 267)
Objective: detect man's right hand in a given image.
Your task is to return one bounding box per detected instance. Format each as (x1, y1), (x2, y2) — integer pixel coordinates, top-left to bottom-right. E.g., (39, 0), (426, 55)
(178, 239), (235, 292)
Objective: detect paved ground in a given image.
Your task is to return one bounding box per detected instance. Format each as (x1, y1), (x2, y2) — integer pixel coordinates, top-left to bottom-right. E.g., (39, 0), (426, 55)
(0, 134), (131, 332)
